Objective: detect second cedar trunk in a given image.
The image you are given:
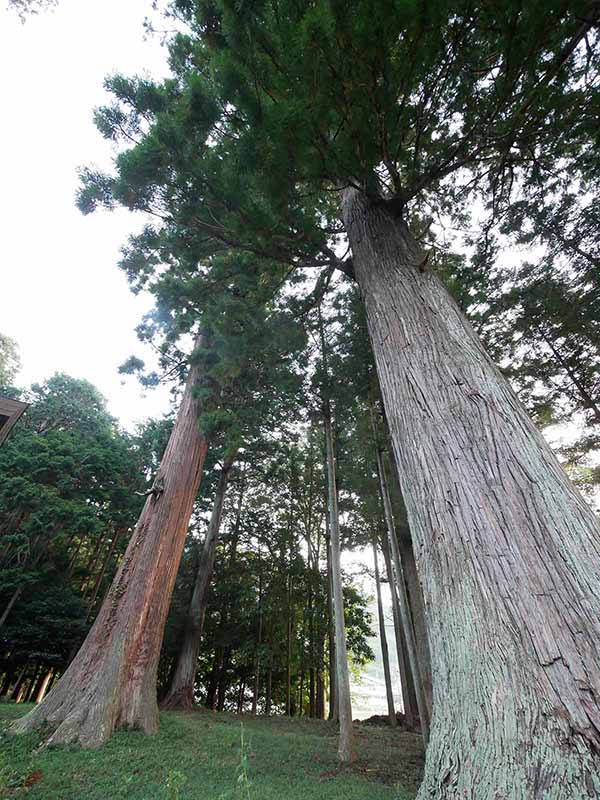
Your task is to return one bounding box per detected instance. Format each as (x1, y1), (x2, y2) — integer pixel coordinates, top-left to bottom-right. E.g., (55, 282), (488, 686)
(10, 337), (210, 748)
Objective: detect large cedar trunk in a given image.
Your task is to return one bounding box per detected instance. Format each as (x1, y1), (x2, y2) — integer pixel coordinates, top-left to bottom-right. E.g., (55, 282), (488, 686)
(343, 189), (600, 798)
(10, 341), (210, 748)
(161, 452), (236, 709)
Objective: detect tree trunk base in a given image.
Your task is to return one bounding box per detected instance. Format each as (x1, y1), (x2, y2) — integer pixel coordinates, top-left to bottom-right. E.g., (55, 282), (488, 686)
(418, 714), (600, 800)
(160, 687), (195, 711)
(9, 341), (209, 749)
(10, 664), (158, 748)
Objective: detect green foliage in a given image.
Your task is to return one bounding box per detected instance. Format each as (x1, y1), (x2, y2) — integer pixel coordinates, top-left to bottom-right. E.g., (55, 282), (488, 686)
(0, 334), (21, 390)
(0, 373), (156, 679)
(77, 2), (600, 511)
(161, 435), (375, 716)
(81, 1), (598, 258)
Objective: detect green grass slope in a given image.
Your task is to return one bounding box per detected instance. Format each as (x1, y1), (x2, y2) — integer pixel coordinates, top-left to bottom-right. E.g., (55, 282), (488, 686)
(0, 704), (424, 799)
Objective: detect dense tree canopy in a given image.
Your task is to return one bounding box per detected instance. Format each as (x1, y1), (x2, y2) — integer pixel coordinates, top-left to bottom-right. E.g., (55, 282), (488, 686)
(4, 4), (600, 799)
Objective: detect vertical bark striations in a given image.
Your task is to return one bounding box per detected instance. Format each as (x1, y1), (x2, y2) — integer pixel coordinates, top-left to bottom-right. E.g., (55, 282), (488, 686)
(10, 338), (210, 748)
(343, 188), (600, 799)
(162, 450), (237, 709)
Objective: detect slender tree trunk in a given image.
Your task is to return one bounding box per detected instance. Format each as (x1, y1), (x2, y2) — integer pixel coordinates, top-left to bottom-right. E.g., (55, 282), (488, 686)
(67, 536), (85, 577)
(205, 649), (221, 710)
(299, 667), (304, 715)
(217, 647), (231, 711)
(85, 528), (124, 616)
(0, 667), (15, 697)
(316, 668), (325, 720)
(376, 446), (429, 741)
(381, 535), (417, 728)
(10, 337), (211, 748)
(323, 412), (355, 763)
(162, 452), (237, 709)
(372, 539), (396, 727)
(236, 676), (245, 714)
(252, 564), (263, 715)
(399, 533), (433, 718)
(343, 189), (600, 798)
(384, 447), (434, 716)
(307, 562), (315, 718)
(286, 576), (293, 716)
(80, 531), (108, 595)
(16, 677), (30, 704)
(0, 543), (48, 628)
(35, 670), (54, 704)
(26, 666), (43, 703)
(6, 666), (27, 701)
(265, 644), (273, 716)
(0, 585), (24, 629)
(326, 535), (338, 722)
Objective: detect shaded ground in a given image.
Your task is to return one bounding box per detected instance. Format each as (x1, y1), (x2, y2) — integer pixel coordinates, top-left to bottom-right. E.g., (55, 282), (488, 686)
(0, 703), (424, 799)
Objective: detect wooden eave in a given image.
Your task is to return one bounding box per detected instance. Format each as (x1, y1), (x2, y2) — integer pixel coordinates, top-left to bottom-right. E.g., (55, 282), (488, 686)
(0, 395), (28, 446)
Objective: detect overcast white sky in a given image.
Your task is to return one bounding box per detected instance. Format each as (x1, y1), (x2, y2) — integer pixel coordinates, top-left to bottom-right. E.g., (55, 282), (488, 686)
(0, 0), (173, 428)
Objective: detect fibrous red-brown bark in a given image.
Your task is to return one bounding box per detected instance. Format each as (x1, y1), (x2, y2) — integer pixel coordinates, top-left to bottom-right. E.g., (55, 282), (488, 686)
(10, 339), (210, 748)
(161, 451), (236, 709)
(343, 189), (600, 799)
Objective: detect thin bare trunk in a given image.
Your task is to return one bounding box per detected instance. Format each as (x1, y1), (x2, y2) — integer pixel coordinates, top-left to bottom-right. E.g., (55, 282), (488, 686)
(0, 585), (24, 629)
(0, 543), (48, 628)
(26, 666), (43, 703)
(85, 528), (124, 616)
(265, 644), (273, 716)
(376, 445), (429, 741)
(286, 579), (292, 716)
(252, 563), (263, 715)
(35, 670), (54, 704)
(399, 533), (433, 718)
(324, 412), (355, 763)
(381, 535), (417, 728)
(384, 448), (433, 716)
(5, 666), (27, 700)
(326, 534), (338, 722)
(372, 539), (396, 726)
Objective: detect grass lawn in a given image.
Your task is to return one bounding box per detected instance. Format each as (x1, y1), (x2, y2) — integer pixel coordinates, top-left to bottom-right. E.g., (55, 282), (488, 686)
(0, 703), (424, 799)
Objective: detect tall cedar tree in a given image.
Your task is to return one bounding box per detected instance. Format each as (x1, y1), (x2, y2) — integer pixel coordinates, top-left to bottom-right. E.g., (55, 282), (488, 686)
(159, 287), (307, 710)
(75, 2), (600, 794)
(11, 339), (211, 746)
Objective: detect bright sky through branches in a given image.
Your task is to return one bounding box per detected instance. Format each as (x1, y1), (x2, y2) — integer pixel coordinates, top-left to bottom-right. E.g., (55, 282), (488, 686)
(0, 0), (172, 428)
